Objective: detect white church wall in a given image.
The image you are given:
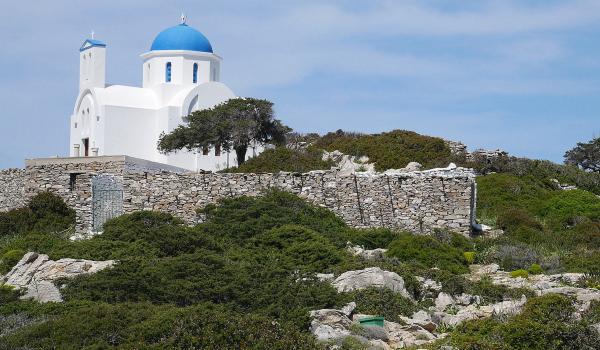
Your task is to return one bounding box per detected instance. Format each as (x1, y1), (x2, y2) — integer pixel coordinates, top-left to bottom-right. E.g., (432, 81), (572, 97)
(102, 106), (159, 162)
(70, 92), (101, 156)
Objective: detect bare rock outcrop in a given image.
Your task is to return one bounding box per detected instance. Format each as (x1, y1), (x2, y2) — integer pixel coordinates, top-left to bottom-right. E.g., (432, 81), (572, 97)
(2, 252), (115, 303)
(346, 244), (387, 260)
(331, 267), (413, 300)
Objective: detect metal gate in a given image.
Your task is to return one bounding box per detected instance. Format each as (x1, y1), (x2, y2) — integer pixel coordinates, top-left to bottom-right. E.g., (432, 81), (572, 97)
(92, 175), (123, 232)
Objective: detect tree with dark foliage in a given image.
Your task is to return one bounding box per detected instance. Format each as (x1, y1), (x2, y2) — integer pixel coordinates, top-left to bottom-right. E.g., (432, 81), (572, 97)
(158, 98), (290, 166)
(565, 137), (600, 172)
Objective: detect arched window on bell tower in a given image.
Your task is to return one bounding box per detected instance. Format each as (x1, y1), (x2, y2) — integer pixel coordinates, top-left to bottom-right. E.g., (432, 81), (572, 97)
(165, 62), (172, 82)
(193, 63), (198, 83)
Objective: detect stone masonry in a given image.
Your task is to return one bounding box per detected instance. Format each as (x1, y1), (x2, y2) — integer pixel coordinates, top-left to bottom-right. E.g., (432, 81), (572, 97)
(0, 156), (476, 236)
(0, 168), (26, 211)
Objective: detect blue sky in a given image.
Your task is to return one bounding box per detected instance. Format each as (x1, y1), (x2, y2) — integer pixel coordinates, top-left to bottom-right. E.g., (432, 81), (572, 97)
(1, 0), (599, 168)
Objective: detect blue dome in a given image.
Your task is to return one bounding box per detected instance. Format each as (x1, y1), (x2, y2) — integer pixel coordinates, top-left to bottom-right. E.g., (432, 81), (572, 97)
(150, 24), (213, 53)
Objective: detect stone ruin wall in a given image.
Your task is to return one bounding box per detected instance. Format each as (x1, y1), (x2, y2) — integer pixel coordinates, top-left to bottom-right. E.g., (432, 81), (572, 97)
(0, 168), (27, 212)
(0, 157), (476, 236)
(123, 170), (475, 235)
(22, 159), (127, 233)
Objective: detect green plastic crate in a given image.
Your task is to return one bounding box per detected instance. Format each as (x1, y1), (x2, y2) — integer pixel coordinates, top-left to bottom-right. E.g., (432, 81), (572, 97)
(358, 316), (384, 328)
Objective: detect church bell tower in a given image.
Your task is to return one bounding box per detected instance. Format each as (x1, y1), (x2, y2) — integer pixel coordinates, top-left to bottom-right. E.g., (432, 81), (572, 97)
(79, 36), (106, 92)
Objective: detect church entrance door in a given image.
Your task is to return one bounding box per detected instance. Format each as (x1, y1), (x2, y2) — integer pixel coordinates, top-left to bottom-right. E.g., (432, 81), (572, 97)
(83, 138), (90, 157)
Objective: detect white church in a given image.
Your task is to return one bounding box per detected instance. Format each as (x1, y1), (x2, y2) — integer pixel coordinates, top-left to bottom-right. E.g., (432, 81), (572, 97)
(70, 17), (258, 171)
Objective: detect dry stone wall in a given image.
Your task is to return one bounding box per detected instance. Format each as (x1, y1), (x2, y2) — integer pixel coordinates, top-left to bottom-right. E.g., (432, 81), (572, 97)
(0, 168), (26, 212)
(1, 156), (476, 236)
(123, 168), (475, 235)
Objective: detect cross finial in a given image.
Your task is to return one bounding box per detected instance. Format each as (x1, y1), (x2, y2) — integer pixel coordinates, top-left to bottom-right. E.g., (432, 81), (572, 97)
(181, 13), (187, 24)
(91, 30), (95, 39)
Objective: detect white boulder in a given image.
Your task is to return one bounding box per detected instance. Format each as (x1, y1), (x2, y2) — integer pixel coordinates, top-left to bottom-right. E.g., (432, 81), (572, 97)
(2, 252), (115, 303)
(331, 267), (413, 299)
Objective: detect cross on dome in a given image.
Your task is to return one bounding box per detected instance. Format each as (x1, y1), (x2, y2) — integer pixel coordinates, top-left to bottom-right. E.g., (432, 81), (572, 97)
(181, 13), (187, 24)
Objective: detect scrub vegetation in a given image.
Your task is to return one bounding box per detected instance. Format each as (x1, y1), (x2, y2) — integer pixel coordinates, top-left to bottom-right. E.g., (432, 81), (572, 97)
(1, 131), (600, 349)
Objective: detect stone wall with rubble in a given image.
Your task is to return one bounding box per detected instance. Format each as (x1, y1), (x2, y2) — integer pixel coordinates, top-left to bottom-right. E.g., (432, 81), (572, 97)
(123, 169), (475, 235)
(23, 158), (127, 233)
(1, 156), (476, 236)
(0, 168), (27, 212)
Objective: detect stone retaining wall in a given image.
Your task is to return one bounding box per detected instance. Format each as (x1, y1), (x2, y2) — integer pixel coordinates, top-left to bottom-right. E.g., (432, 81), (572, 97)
(1, 156), (476, 236)
(0, 168), (27, 212)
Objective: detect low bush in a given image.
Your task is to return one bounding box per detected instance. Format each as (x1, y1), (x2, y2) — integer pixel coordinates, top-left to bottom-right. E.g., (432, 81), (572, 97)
(338, 287), (416, 323)
(481, 243), (539, 271)
(466, 155), (600, 195)
(346, 228), (398, 250)
(386, 233), (469, 274)
(540, 189), (600, 229)
(313, 129), (453, 171)
(510, 269), (529, 279)
(528, 264), (543, 275)
(0, 192), (75, 237)
(465, 277), (534, 304)
(463, 252), (476, 265)
(252, 224), (345, 272)
(0, 302), (318, 349)
(445, 294), (600, 350)
(223, 147), (333, 173)
(0, 249), (25, 274)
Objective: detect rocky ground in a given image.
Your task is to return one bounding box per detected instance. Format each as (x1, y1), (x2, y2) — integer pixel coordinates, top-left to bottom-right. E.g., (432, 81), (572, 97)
(4, 248), (600, 349)
(309, 246), (600, 349)
(1, 252), (114, 302)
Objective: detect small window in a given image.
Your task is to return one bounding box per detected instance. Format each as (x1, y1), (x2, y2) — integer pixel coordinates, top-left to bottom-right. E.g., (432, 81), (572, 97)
(96, 116), (100, 122)
(166, 62), (172, 82)
(202, 146), (209, 155)
(69, 173), (78, 191)
(74, 122), (78, 128)
(193, 63), (198, 83)
(215, 144), (221, 156)
(87, 108), (90, 114)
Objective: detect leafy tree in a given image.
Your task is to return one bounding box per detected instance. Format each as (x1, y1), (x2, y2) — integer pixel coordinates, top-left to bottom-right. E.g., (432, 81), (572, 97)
(564, 137), (600, 172)
(158, 98), (291, 166)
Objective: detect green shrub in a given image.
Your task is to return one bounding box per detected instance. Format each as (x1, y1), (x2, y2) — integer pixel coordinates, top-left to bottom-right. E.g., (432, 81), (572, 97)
(510, 269), (529, 279)
(199, 190), (348, 245)
(386, 233), (469, 274)
(223, 147), (333, 173)
(252, 224), (345, 272)
(0, 302), (318, 349)
(540, 189), (600, 228)
(463, 252), (476, 265)
(496, 208), (544, 234)
(0, 249), (25, 274)
(338, 287), (416, 323)
(447, 294), (600, 350)
(476, 174), (552, 218)
(0, 284), (20, 304)
(346, 228), (398, 250)
(520, 294), (574, 323)
(466, 155), (600, 195)
(0, 192), (75, 237)
(466, 277), (534, 304)
(101, 211), (218, 257)
(528, 264), (543, 275)
(481, 243), (540, 271)
(313, 129), (453, 171)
